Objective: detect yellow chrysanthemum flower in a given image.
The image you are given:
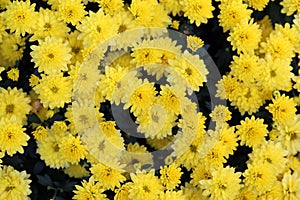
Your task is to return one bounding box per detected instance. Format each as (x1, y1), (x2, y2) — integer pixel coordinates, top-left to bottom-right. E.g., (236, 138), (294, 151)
(160, 164), (182, 190)
(124, 80), (157, 116)
(91, 163), (126, 190)
(257, 181), (284, 200)
(248, 141), (287, 175)
(160, 0), (182, 16)
(34, 73), (72, 109)
(230, 53), (261, 84)
(0, 87), (31, 124)
(218, 0), (252, 32)
(280, 0), (300, 16)
(0, 165), (31, 200)
(129, 0), (170, 28)
(109, 11), (143, 51)
(168, 51), (208, 94)
(281, 171), (300, 199)
(73, 178), (107, 200)
(214, 125), (237, 158)
(52, 121), (68, 133)
(216, 74), (242, 101)
(72, 60), (101, 98)
(37, 124), (69, 169)
(229, 81), (266, 115)
(243, 163), (277, 195)
(128, 0), (155, 26)
(277, 115), (300, 155)
(2, 0), (37, 36)
(174, 112), (206, 169)
(0, 118), (29, 156)
(260, 31), (295, 61)
(56, 0), (87, 25)
(31, 125), (48, 141)
(64, 163), (89, 178)
(200, 166), (242, 200)
(136, 102), (177, 139)
(129, 170), (164, 200)
(96, 0), (124, 16)
(98, 65), (128, 101)
(99, 121), (124, 149)
(77, 11), (118, 49)
(190, 164), (212, 187)
(59, 135), (87, 164)
(274, 23), (300, 51)
(158, 85), (183, 115)
(187, 35), (204, 52)
(201, 143), (227, 169)
(30, 8), (70, 41)
(181, 0), (214, 26)
(236, 116), (268, 148)
(67, 31), (85, 65)
(266, 93), (297, 125)
(227, 19), (262, 54)
(7, 68), (19, 81)
(245, 0), (270, 11)
(131, 37), (181, 79)
(210, 105), (231, 124)
(29, 74), (40, 87)
(82, 127), (123, 166)
(260, 56), (293, 92)
(0, 33), (26, 68)
(30, 37), (72, 74)
(131, 47), (162, 67)
(67, 100), (100, 134)
(114, 182), (132, 200)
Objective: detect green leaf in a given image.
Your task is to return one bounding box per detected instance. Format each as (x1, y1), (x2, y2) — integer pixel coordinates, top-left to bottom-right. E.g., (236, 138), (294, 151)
(33, 161), (45, 174)
(55, 196), (66, 200)
(37, 174), (53, 187)
(27, 113), (41, 124)
(63, 181), (77, 192)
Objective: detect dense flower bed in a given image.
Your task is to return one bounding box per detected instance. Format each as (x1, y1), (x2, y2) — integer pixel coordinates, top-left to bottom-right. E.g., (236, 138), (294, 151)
(0, 0), (300, 199)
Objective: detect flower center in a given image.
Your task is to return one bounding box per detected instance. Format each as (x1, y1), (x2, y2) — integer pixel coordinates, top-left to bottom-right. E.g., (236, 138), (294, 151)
(54, 143), (60, 152)
(151, 114), (159, 123)
(185, 68), (192, 76)
(96, 26), (101, 33)
(5, 186), (15, 191)
(6, 104), (15, 113)
(44, 23), (51, 31)
(143, 185), (150, 193)
(118, 24), (127, 33)
(48, 53), (54, 59)
(190, 144), (197, 153)
(50, 86), (59, 93)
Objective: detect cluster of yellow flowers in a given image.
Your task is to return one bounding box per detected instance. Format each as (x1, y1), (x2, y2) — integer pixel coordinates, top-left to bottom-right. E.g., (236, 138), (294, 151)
(0, 0), (300, 199)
